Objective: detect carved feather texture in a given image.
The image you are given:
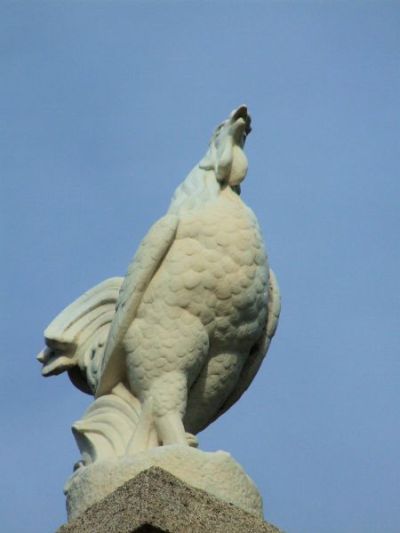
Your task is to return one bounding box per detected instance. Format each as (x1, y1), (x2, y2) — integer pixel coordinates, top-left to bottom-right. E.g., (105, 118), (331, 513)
(72, 383), (141, 465)
(200, 268), (281, 427)
(44, 277), (122, 344)
(39, 277), (123, 392)
(39, 106), (281, 457)
(96, 215), (179, 396)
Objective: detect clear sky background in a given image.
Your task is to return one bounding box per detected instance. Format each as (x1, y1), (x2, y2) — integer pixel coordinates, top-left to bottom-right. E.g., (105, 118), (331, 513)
(1, 2), (399, 532)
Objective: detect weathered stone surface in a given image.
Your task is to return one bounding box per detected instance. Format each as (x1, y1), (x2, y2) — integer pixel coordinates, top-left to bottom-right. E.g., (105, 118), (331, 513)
(38, 108), (283, 530)
(58, 467), (281, 533)
(65, 445), (263, 521)
(37, 106), (281, 470)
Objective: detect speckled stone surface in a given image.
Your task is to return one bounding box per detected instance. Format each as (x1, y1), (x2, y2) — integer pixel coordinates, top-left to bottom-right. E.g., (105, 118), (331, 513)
(58, 467), (281, 533)
(65, 446), (263, 521)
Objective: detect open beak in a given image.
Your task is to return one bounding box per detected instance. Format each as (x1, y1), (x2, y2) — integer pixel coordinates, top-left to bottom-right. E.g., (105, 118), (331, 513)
(229, 105), (252, 145)
(231, 105), (248, 121)
(37, 347), (75, 376)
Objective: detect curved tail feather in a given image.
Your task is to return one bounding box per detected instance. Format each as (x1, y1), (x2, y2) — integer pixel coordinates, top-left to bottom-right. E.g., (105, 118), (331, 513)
(37, 277), (123, 393)
(72, 383), (141, 465)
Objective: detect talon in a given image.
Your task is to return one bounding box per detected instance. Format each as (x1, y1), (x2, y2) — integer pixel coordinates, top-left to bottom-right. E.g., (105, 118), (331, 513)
(185, 432), (199, 448)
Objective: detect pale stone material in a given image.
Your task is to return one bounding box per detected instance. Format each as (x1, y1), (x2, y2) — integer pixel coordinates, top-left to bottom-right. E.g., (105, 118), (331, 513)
(65, 445), (263, 521)
(37, 277), (123, 394)
(37, 106), (281, 519)
(59, 467), (281, 533)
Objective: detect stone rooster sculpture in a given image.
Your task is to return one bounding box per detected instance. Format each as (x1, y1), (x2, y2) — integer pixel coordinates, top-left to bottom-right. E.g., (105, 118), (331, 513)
(38, 105), (280, 467)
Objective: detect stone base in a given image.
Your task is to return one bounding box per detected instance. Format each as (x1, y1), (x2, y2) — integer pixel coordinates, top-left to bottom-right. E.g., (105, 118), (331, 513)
(58, 467), (281, 533)
(65, 445), (263, 520)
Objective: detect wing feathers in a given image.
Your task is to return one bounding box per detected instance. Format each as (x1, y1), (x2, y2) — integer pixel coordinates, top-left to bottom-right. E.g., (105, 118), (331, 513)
(96, 214), (179, 397)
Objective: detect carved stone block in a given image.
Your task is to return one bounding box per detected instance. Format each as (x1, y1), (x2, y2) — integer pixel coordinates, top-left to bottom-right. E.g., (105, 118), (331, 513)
(65, 445), (263, 521)
(58, 467), (281, 533)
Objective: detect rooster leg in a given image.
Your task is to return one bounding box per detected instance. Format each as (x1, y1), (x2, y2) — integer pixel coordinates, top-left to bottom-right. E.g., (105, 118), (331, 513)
(148, 370), (189, 446)
(155, 411), (188, 446)
(126, 399), (156, 454)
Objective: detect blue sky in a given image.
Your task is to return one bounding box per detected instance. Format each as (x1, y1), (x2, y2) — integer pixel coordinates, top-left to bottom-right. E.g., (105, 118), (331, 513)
(1, 2), (399, 532)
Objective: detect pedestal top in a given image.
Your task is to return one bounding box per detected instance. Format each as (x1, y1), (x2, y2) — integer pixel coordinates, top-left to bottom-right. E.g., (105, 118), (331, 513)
(58, 467), (281, 533)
